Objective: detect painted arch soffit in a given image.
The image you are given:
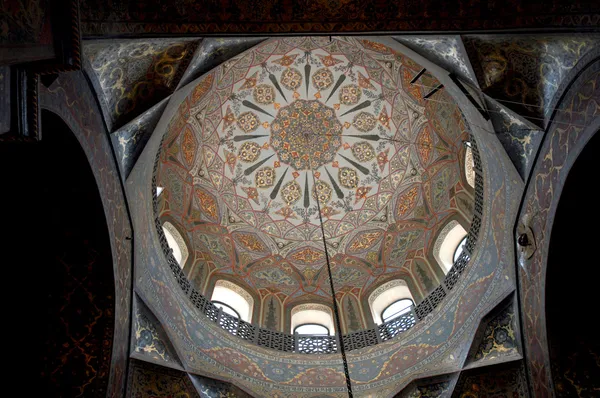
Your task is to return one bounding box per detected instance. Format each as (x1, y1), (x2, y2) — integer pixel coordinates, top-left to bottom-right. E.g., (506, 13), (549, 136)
(156, 37), (473, 310)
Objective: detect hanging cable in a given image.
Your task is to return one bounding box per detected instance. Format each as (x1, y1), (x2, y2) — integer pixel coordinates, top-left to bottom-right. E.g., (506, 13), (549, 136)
(422, 97), (591, 129)
(311, 168), (353, 397)
(409, 82), (589, 116)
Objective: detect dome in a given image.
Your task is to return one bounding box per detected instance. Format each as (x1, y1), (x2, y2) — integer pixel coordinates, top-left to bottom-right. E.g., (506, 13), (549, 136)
(155, 37), (475, 336)
(18, 2), (599, 394)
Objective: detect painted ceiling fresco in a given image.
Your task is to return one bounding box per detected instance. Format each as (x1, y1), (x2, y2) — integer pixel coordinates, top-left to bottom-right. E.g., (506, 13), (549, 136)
(156, 37), (473, 312)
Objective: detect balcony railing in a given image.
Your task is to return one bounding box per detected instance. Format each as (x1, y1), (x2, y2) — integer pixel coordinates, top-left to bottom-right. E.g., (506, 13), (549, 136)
(151, 132), (484, 354)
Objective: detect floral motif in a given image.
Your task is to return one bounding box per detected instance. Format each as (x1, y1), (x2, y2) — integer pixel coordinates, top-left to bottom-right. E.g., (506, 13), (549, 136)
(321, 206), (340, 218)
(181, 126), (197, 166)
(270, 100), (342, 170)
(275, 206), (297, 219)
(351, 141), (376, 162)
(222, 106), (236, 131)
(240, 71), (258, 89)
(338, 167), (359, 189)
(379, 107), (390, 128)
(242, 186), (259, 204)
(312, 68), (334, 91)
(355, 186), (372, 203)
(377, 149), (389, 171)
(255, 167), (276, 188)
(312, 179), (333, 204)
(253, 84), (276, 105)
(280, 68), (303, 91)
(238, 142), (261, 162)
(339, 84), (362, 105)
(156, 38), (473, 318)
(318, 54), (343, 67)
(358, 71), (375, 90)
(281, 180), (302, 205)
(352, 111), (377, 132)
(237, 111), (260, 133)
(272, 54), (298, 66)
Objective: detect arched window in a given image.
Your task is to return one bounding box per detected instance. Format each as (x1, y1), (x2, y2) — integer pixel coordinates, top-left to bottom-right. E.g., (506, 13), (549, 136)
(369, 280), (415, 325)
(294, 323), (330, 336)
(453, 236), (468, 263)
(212, 301), (241, 319)
(210, 280), (254, 322)
(464, 143), (476, 188)
(291, 304), (335, 335)
(162, 222), (189, 268)
(433, 221), (468, 273)
(381, 298), (414, 323)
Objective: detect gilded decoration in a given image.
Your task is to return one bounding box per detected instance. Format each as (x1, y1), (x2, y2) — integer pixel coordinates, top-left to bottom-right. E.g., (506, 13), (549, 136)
(270, 100), (342, 170)
(83, 38), (199, 130)
(133, 297), (180, 366)
(253, 84), (276, 104)
(453, 362), (529, 397)
(127, 360), (199, 398)
(339, 84), (362, 105)
(352, 112), (377, 132)
(338, 167), (359, 189)
(471, 303), (518, 363)
(312, 68), (334, 90)
(238, 142), (261, 163)
(157, 37), (472, 311)
(236, 111), (260, 133)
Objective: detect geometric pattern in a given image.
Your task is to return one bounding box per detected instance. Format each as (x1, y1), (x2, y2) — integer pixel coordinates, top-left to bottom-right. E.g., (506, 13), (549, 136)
(157, 36), (473, 317)
(453, 361), (529, 398)
(395, 373), (459, 398)
(189, 373), (254, 398)
(484, 97), (544, 180)
(126, 360), (199, 398)
(83, 38), (200, 131)
(111, 98), (170, 180)
(80, 1), (600, 37)
(465, 294), (521, 367)
(393, 35), (478, 87)
(463, 34), (600, 129)
(131, 294), (184, 370)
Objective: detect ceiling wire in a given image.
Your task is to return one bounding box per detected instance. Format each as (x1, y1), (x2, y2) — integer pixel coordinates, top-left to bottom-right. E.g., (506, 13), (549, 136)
(422, 96), (591, 129)
(410, 81), (590, 117)
(344, 134), (451, 152)
(310, 158), (354, 398)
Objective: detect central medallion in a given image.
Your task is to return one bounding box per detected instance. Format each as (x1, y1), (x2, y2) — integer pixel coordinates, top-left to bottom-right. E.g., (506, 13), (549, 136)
(270, 100), (343, 170)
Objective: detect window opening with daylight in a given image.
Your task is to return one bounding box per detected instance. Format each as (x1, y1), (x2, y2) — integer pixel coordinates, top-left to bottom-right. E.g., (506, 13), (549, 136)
(381, 298), (414, 323)
(291, 304), (335, 335)
(453, 236), (468, 263)
(369, 280), (415, 325)
(294, 323), (330, 336)
(434, 221), (468, 273)
(162, 222), (188, 268)
(210, 280), (254, 322)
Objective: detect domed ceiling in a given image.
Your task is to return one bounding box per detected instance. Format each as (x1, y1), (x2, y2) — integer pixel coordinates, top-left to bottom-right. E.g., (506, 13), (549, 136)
(156, 37), (473, 320)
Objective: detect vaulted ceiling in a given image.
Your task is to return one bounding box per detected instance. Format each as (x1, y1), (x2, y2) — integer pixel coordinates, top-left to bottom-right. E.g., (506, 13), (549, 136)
(155, 37), (474, 313)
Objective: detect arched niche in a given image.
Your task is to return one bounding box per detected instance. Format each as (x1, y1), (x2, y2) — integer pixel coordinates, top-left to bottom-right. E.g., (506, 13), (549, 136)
(411, 258), (441, 296)
(261, 294), (284, 332)
(341, 293), (365, 334)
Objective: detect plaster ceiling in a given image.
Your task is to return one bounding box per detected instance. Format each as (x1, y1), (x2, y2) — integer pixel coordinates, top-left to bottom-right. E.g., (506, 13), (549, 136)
(156, 37), (473, 312)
